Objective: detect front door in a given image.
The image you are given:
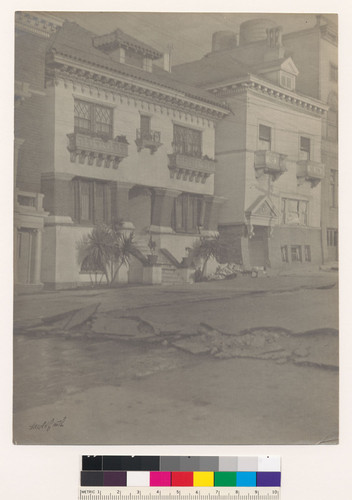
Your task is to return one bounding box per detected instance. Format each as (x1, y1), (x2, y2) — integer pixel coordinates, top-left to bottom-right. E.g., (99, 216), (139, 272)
(248, 226), (268, 268)
(16, 229), (34, 284)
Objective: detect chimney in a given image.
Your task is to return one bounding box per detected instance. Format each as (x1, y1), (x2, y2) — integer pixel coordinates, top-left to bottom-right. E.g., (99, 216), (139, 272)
(264, 26), (285, 61)
(266, 26), (283, 48)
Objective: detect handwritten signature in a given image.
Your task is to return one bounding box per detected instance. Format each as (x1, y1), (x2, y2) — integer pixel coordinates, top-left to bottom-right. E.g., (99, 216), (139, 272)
(29, 416), (67, 432)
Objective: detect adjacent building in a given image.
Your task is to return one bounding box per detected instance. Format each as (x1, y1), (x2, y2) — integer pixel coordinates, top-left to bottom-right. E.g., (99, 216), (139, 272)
(14, 12), (63, 291)
(15, 13), (229, 289)
(283, 15), (338, 263)
(173, 18), (328, 270)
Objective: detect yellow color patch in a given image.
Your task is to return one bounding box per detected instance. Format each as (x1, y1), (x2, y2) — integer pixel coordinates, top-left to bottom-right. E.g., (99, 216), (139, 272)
(193, 471), (214, 487)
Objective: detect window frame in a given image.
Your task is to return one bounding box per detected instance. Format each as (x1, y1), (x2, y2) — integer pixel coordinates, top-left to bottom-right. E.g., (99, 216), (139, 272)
(329, 63), (338, 82)
(329, 169), (338, 208)
(281, 198), (309, 226)
(172, 193), (205, 233)
(258, 124), (272, 151)
(74, 99), (113, 139)
(327, 229), (338, 247)
(304, 245), (311, 262)
(299, 136), (311, 161)
(291, 245), (302, 263)
(173, 124), (203, 158)
(73, 178), (112, 225)
(281, 245), (289, 263)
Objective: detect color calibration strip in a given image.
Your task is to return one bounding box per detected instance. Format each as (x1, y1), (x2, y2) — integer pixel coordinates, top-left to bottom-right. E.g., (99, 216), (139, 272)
(81, 456), (280, 487)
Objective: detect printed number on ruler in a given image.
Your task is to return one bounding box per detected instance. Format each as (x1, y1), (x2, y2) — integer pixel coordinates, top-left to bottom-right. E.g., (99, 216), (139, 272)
(79, 488), (280, 500)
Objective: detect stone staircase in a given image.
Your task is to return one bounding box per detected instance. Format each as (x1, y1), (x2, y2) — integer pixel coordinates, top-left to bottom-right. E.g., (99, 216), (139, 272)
(158, 249), (185, 286)
(132, 234), (185, 285)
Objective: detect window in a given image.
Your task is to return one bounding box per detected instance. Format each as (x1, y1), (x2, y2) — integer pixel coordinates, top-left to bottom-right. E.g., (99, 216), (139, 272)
(330, 63), (338, 82)
(259, 124), (271, 150)
(281, 198), (308, 226)
(304, 245), (311, 262)
(140, 115), (151, 139)
(291, 245), (302, 262)
(329, 170), (338, 208)
(74, 100), (113, 139)
(327, 229), (338, 247)
(173, 125), (202, 157)
(327, 108), (338, 141)
(73, 178), (112, 224)
(280, 73), (294, 90)
(299, 136), (311, 160)
(281, 246), (288, 263)
(172, 193), (204, 232)
(125, 49), (144, 69)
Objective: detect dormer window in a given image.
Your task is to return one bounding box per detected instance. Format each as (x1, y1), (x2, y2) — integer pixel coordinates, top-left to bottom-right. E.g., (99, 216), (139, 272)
(92, 29), (163, 73)
(280, 71), (295, 90)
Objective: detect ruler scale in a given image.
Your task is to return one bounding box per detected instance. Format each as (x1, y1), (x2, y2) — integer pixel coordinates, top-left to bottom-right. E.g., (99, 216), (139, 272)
(79, 488), (280, 500)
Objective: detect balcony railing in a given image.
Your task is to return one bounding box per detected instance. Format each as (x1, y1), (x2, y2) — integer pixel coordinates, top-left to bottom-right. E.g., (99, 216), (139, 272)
(135, 129), (162, 153)
(254, 150), (287, 180)
(168, 153), (216, 184)
(15, 189), (45, 213)
(67, 133), (129, 169)
(297, 160), (325, 187)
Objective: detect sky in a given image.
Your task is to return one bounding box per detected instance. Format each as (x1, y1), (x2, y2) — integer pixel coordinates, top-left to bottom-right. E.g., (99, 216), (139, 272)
(50, 12), (337, 66)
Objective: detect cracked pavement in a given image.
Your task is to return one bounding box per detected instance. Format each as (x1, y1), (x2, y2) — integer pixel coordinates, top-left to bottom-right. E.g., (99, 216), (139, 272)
(13, 271), (338, 444)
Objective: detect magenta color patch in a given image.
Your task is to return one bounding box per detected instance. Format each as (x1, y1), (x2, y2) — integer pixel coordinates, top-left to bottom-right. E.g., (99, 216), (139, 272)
(150, 471), (171, 486)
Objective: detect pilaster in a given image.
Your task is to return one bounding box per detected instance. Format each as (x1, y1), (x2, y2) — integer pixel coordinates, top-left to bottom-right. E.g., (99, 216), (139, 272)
(41, 172), (75, 219)
(112, 181), (134, 223)
(151, 188), (181, 230)
(204, 195), (225, 231)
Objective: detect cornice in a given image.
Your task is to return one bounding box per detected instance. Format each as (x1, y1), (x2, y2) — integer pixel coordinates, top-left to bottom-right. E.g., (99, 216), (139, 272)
(45, 55), (229, 121)
(15, 12), (63, 38)
(207, 75), (328, 115)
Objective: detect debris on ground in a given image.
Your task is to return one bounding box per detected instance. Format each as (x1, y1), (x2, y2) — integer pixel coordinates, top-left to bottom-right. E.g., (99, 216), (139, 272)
(15, 303), (338, 370)
(16, 303), (101, 335)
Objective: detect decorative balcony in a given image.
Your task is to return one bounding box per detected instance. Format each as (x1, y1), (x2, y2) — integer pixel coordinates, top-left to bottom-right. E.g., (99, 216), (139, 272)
(254, 150), (287, 180)
(67, 133), (129, 169)
(297, 160), (325, 187)
(168, 153), (216, 183)
(15, 189), (45, 213)
(135, 129), (162, 153)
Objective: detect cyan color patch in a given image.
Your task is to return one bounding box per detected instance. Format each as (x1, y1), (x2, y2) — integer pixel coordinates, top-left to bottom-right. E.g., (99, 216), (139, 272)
(236, 471), (256, 486)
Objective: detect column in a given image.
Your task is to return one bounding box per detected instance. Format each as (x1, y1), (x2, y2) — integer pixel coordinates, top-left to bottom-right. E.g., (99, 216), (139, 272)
(112, 182), (134, 224)
(32, 228), (43, 285)
(150, 188), (181, 232)
(204, 195), (225, 231)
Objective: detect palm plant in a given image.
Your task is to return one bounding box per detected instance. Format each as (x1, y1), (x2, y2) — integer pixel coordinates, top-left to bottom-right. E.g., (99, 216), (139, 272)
(190, 235), (221, 280)
(77, 224), (135, 286)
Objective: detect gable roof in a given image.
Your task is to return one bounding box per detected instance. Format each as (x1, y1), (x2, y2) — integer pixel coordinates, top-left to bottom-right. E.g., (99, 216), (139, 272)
(172, 39), (297, 88)
(46, 22), (229, 111)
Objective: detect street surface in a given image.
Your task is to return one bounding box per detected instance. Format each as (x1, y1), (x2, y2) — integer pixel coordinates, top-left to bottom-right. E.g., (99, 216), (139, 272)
(13, 271), (338, 445)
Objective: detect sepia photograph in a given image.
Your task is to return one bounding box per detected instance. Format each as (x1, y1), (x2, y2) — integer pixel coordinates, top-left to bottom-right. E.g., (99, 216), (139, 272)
(13, 11), (338, 445)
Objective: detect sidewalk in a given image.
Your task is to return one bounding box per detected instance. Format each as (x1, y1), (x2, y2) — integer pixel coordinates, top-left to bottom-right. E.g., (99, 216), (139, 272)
(14, 269), (338, 325)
